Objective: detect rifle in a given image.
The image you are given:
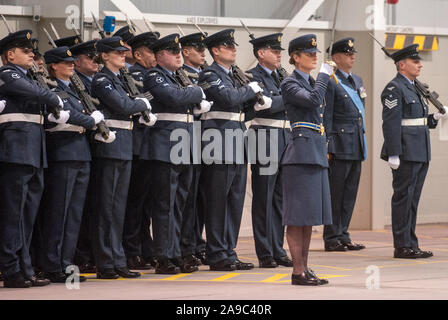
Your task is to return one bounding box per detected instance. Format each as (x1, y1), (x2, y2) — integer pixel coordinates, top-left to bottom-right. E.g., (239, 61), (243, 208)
(239, 19), (289, 81)
(43, 27), (110, 139)
(1, 14), (61, 119)
(232, 64), (265, 105)
(193, 23), (210, 68)
(92, 12), (154, 123)
(369, 33), (445, 114)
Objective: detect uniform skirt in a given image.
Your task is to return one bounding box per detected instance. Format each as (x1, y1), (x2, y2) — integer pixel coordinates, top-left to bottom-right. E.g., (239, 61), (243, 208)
(281, 164), (332, 227)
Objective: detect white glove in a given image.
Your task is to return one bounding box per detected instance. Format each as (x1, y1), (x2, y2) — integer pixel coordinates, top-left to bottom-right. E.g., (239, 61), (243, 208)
(248, 81), (263, 94)
(319, 62), (336, 76)
(95, 130), (116, 143)
(0, 100), (5, 113)
(90, 110), (105, 124)
(139, 113), (157, 126)
(433, 106), (448, 120)
(254, 96), (272, 111)
(194, 100), (213, 115)
(135, 97), (152, 111)
(388, 155), (400, 170)
(48, 110), (70, 124)
(57, 95), (64, 108)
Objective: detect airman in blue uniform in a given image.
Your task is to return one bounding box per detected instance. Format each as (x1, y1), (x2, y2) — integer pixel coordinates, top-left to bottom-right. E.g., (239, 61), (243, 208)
(246, 33), (293, 268)
(323, 38), (367, 252)
(140, 34), (207, 274)
(113, 25), (136, 69)
(89, 36), (151, 279)
(0, 30), (68, 288)
(381, 44), (448, 259)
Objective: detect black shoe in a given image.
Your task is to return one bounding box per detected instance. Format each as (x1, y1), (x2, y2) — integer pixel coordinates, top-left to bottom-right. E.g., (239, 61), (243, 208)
(97, 269), (120, 279)
(412, 248), (433, 258)
(259, 256), (278, 268)
(291, 272), (320, 286)
(77, 263), (96, 273)
(209, 260), (237, 271)
(127, 256), (153, 270)
(143, 257), (158, 268)
(44, 272), (69, 283)
(342, 242), (366, 251)
(234, 259), (254, 270)
(325, 241), (348, 252)
(275, 256), (293, 267)
(27, 275), (51, 287)
(0, 272), (3, 282)
(155, 259), (181, 274)
(115, 267), (141, 278)
(394, 248), (420, 259)
(195, 251), (208, 265)
(3, 273), (32, 288)
(180, 255), (200, 272)
(306, 269), (329, 285)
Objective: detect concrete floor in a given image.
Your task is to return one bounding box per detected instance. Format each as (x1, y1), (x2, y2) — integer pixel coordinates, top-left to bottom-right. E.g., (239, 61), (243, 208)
(1, 224), (448, 300)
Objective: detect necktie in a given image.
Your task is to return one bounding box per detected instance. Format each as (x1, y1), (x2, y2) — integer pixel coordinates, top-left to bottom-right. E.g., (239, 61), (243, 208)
(347, 75), (356, 90)
(271, 71), (280, 87)
(309, 76), (315, 88)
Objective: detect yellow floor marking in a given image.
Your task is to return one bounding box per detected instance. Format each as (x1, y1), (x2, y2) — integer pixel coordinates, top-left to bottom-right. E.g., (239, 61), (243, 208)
(261, 274), (289, 283)
(211, 273), (242, 281)
(161, 274), (190, 281)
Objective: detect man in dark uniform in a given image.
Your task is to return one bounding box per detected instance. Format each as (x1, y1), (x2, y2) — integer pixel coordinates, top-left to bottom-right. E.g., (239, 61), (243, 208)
(140, 34), (209, 274)
(122, 31), (159, 270)
(113, 25), (136, 68)
(381, 44), (448, 259)
(0, 30), (69, 288)
(246, 33), (293, 268)
(199, 29), (271, 271)
(178, 32), (209, 267)
(323, 38), (367, 252)
(70, 39), (99, 273)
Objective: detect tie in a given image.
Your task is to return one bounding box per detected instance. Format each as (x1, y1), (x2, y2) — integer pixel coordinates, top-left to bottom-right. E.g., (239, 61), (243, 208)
(228, 68), (237, 86)
(271, 71), (280, 87)
(309, 76), (315, 88)
(347, 75), (356, 90)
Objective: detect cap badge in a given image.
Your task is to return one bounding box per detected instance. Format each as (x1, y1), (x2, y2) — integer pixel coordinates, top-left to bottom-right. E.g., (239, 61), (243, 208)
(348, 39), (354, 47)
(67, 50), (72, 57)
(230, 32), (234, 38)
(415, 46), (419, 52)
(201, 36), (204, 41)
(311, 38), (317, 47)
(120, 40), (125, 46)
(33, 42), (38, 49)
(129, 27), (134, 35)
(278, 35), (282, 43)
(174, 36), (179, 43)
(74, 38), (79, 44)
(26, 32), (31, 39)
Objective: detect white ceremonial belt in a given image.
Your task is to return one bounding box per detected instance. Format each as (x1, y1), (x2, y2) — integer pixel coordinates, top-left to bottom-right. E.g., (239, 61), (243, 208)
(46, 124), (86, 133)
(251, 118), (290, 129)
(401, 118), (427, 126)
(200, 111), (245, 122)
(0, 113), (43, 125)
(105, 119), (133, 130)
(154, 113), (192, 123)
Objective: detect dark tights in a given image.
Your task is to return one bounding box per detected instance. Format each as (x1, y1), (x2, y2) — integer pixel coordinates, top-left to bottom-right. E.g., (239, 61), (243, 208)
(286, 226), (312, 275)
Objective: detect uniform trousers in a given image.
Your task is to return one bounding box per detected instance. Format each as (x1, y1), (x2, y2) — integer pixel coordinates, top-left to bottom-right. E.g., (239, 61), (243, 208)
(0, 162), (44, 278)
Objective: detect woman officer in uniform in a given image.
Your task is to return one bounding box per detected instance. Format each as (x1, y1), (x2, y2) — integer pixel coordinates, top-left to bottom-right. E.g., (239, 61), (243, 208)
(280, 34), (336, 286)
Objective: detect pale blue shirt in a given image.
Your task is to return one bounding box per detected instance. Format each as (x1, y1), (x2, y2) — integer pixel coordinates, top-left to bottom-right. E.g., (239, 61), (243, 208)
(294, 69), (310, 82)
(58, 78), (71, 88)
(161, 66), (174, 77)
(78, 71), (93, 82)
(184, 64), (201, 74)
(338, 69), (352, 79)
(399, 72), (414, 85)
(217, 63), (231, 75)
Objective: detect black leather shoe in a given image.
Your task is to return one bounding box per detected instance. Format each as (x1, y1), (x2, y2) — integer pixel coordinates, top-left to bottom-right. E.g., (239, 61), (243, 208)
(291, 272), (320, 286)
(97, 269), (120, 279)
(27, 275), (51, 287)
(275, 256), (293, 267)
(209, 260), (237, 271)
(3, 273), (32, 288)
(412, 248), (433, 258)
(144, 257), (158, 268)
(259, 256), (278, 268)
(78, 263), (96, 273)
(0, 272), (3, 281)
(181, 255), (200, 272)
(325, 241), (348, 252)
(156, 259), (181, 274)
(394, 248), (420, 259)
(195, 251), (208, 265)
(343, 242), (366, 250)
(127, 256), (153, 270)
(44, 272), (69, 283)
(235, 259), (254, 270)
(115, 267), (141, 278)
(306, 269), (329, 285)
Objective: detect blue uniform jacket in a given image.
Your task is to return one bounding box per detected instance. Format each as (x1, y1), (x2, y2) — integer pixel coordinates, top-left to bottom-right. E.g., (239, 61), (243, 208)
(280, 70), (330, 167)
(128, 62), (149, 157)
(198, 62), (257, 163)
(91, 66), (148, 161)
(139, 65), (203, 163)
(246, 63), (290, 163)
(381, 73), (438, 163)
(324, 70), (366, 160)
(75, 71), (93, 94)
(45, 79), (95, 162)
(0, 63), (60, 168)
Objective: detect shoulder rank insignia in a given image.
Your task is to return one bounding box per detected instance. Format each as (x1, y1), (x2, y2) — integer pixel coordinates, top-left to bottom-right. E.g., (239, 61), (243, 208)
(155, 77), (164, 84)
(97, 77), (106, 82)
(384, 98), (398, 109)
(149, 72), (157, 76)
(387, 86), (395, 91)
